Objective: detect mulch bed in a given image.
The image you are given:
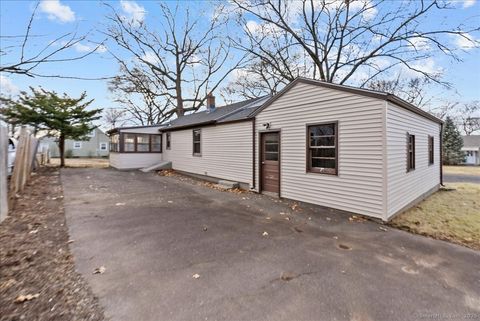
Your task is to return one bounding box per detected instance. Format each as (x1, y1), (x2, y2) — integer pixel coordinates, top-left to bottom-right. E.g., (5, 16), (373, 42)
(0, 167), (104, 321)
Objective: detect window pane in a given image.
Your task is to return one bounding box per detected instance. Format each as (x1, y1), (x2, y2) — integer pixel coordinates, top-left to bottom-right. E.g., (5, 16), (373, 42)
(265, 152), (278, 161)
(265, 143), (278, 152)
(166, 133), (171, 149)
(193, 130), (201, 142)
(310, 124), (335, 136)
(193, 142), (201, 154)
(124, 134), (135, 151)
(312, 158), (336, 169)
(152, 135), (161, 152)
(137, 134), (150, 152)
(265, 134), (278, 144)
(310, 136), (335, 147)
(311, 148), (335, 158)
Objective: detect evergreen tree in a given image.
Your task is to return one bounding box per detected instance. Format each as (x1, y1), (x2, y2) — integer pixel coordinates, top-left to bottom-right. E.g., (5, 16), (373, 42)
(442, 116), (465, 165)
(0, 88), (102, 167)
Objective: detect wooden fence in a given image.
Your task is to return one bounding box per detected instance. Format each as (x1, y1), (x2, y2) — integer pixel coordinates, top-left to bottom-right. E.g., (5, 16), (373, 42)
(0, 127), (39, 221)
(0, 126), (8, 222)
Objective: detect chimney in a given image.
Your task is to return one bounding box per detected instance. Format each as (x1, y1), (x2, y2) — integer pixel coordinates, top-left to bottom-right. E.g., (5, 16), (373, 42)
(207, 93), (216, 113)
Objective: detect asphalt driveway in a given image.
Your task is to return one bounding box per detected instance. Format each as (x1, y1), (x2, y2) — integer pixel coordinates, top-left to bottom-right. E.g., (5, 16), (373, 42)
(61, 168), (480, 321)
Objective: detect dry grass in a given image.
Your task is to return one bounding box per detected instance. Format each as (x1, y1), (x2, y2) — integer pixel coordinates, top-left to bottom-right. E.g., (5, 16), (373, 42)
(390, 183), (480, 250)
(443, 165), (480, 176)
(48, 158), (109, 168)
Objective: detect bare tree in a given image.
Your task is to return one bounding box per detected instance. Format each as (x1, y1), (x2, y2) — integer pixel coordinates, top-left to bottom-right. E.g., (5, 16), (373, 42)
(457, 101), (480, 135)
(103, 108), (127, 129)
(0, 3), (104, 79)
(231, 0), (479, 93)
(367, 75), (433, 108)
(104, 1), (245, 123)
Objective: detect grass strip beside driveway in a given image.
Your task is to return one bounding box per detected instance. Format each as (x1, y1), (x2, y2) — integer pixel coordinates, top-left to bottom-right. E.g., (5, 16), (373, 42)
(391, 183), (480, 250)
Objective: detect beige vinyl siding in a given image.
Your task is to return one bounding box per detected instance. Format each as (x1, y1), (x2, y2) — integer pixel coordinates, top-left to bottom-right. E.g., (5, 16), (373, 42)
(386, 102), (441, 218)
(163, 121), (253, 185)
(109, 152), (163, 169)
(255, 82), (386, 219)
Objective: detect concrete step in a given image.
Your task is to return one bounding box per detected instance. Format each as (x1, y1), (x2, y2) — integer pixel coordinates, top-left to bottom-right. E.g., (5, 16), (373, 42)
(215, 180), (240, 189)
(140, 161), (172, 173)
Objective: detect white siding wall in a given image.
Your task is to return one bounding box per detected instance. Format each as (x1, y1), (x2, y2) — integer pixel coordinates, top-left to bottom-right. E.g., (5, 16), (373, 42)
(255, 82), (386, 219)
(109, 152), (163, 169)
(386, 102), (441, 218)
(163, 121), (253, 185)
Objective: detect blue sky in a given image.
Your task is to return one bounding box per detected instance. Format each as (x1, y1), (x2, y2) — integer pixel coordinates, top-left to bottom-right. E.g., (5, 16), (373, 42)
(1, 0), (479, 123)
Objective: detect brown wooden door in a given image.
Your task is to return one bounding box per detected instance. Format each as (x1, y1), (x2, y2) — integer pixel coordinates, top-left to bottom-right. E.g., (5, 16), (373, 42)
(261, 132), (280, 194)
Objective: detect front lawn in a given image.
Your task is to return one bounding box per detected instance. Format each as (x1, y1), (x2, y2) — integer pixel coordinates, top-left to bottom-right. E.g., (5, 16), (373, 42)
(443, 165), (480, 176)
(390, 183), (480, 250)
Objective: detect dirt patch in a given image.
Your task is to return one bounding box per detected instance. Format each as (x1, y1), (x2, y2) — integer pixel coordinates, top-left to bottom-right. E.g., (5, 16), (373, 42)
(390, 183), (480, 250)
(0, 168), (104, 321)
(49, 158), (109, 168)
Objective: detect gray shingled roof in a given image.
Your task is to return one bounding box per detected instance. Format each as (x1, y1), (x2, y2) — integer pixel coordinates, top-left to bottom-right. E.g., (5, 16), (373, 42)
(462, 135), (480, 148)
(162, 96), (269, 130)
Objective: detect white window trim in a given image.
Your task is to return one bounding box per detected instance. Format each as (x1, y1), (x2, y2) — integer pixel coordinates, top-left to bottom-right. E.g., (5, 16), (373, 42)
(73, 142), (82, 149)
(100, 142), (108, 151)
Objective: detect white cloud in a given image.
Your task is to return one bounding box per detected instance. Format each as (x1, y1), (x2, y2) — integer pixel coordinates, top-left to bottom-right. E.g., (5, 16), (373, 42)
(405, 58), (443, 77)
(140, 51), (160, 64)
(462, 0), (476, 8)
(72, 42), (107, 53)
(455, 33), (479, 50)
(350, 0), (378, 21)
(245, 20), (261, 34)
(408, 37), (430, 51)
(120, 0), (146, 25)
(39, 0), (75, 23)
(0, 74), (19, 95)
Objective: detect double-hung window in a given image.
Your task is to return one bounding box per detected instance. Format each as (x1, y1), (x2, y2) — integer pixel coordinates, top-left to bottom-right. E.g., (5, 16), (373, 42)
(193, 129), (201, 156)
(307, 122), (337, 175)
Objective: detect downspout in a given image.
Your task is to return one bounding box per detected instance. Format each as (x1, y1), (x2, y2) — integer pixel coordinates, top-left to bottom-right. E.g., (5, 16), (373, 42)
(252, 118), (256, 190)
(440, 122), (444, 186)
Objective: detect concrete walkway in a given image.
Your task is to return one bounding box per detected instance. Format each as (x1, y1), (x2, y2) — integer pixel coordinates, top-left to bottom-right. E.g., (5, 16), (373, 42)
(61, 168), (480, 321)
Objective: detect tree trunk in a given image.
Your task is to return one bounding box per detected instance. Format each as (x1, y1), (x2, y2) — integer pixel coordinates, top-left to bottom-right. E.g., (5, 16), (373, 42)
(59, 134), (65, 168)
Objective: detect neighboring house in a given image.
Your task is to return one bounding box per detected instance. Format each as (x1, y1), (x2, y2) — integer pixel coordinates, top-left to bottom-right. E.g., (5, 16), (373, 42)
(43, 128), (109, 158)
(108, 77), (443, 221)
(462, 135), (480, 165)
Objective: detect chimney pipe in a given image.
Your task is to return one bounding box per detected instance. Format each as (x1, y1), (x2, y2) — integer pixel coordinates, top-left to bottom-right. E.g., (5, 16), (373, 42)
(207, 93), (215, 113)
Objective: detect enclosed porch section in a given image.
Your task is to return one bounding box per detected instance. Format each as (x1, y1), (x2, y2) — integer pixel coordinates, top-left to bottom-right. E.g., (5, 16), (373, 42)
(107, 125), (165, 170)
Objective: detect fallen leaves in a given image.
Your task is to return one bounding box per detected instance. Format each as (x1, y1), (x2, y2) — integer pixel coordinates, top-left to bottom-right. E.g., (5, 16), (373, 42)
(262, 231), (269, 236)
(92, 266), (106, 274)
(192, 274), (200, 279)
(115, 202), (125, 206)
(378, 226), (388, 232)
(348, 215), (366, 223)
(14, 293), (40, 304)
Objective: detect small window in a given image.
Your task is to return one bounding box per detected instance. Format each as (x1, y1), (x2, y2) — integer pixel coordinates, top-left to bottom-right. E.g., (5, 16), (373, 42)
(193, 129), (201, 156)
(407, 133), (415, 172)
(166, 132), (171, 150)
(428, 136), (434, 165)
(124, 134), (136, 152)
(110, 134), (119, 152)
(151, 135), (162, 152)
(137, 134), (150, 152)
(73, 141), (82, 149)
(100, 142), (108, 151)
(307, 123), (337, 175)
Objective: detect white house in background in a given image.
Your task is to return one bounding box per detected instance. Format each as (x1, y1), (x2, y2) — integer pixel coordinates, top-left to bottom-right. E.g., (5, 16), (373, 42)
(42, 128), (109, 158)
(108, 78), (443, 221)
(462, 135), (480, 165)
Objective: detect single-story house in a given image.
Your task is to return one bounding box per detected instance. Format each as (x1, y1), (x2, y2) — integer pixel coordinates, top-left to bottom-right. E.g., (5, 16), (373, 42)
(462, 135), (480, 165)
(108, 78), (443, 221)
(42, 127), (109, 158)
